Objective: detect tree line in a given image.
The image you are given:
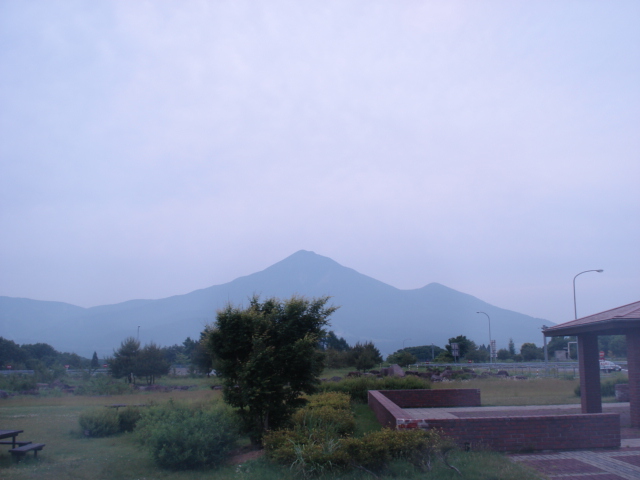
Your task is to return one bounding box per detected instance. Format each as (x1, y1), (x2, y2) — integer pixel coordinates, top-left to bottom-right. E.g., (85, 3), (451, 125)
(385, 334), (627, 366)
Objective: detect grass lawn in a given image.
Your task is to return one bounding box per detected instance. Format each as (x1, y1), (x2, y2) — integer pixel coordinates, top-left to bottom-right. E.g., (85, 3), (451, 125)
(433, 376), (582, 406)
(0, 375), (561, 479)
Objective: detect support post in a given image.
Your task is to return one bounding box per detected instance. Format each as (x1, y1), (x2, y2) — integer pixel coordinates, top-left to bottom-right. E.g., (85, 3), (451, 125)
(627, 330), (640, 427)
(578, 333), (602, 413)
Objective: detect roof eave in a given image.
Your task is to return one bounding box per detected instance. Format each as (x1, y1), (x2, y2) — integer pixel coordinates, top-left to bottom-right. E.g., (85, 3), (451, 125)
(544, 318), (640, 337)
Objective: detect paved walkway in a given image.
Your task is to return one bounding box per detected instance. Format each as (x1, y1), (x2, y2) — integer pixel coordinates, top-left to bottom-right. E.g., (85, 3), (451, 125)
(510, 439), (640, 480)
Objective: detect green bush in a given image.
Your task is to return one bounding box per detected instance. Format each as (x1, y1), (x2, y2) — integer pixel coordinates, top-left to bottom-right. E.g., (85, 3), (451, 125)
(319, 375), (430, 403)
(265, 390), (457, 477)
(266, 427), (455, 476)
(74, 375), (131, 395)
(135, 400), (239, 470)
(0, 374), (37, 392)
(79, 408), (121, 437)
(574, 375), (628, 397)
(118, 406), (142, 432)
(265, 392), (355, 466)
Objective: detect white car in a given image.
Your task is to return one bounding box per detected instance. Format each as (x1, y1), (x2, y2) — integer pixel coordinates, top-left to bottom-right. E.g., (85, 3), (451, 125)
(599, 360), (622, 373)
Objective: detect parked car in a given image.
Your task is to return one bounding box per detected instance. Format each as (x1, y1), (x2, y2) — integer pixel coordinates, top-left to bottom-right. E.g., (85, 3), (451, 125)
(599, 360), (622, 373)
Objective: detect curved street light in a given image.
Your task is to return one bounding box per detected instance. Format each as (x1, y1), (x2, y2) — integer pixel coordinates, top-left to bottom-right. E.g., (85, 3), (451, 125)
(573, 270), (603, 319)
(476, 311), (492, 363)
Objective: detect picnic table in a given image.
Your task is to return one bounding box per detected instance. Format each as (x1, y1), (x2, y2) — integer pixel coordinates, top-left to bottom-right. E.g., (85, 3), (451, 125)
(0, 430), (24, 448)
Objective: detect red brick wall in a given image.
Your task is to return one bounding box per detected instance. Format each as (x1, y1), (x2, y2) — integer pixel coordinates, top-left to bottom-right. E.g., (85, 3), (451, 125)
(368, 389), (621, 452)
(427, 413), (620, 452)
(378, 389), (481, 408)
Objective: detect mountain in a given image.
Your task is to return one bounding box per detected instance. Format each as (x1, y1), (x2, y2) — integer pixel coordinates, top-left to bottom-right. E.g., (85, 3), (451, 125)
(0, 250), (551, 357)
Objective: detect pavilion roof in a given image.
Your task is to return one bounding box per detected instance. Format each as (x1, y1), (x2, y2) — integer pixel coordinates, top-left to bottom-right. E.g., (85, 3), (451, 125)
(544, 300), (640, 337)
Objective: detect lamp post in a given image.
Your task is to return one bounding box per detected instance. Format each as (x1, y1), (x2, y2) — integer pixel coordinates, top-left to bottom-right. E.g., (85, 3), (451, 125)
(477, 311), (492, 363)
(137, 326), (140, 341)
(573, 270), (603, 319)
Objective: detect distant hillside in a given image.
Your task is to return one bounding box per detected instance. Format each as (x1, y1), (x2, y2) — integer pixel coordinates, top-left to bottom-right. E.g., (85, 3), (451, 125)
(0, 250), (552, 357)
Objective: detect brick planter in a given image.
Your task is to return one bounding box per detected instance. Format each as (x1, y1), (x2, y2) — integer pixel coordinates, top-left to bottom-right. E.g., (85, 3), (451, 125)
(368, 389), (620, 452)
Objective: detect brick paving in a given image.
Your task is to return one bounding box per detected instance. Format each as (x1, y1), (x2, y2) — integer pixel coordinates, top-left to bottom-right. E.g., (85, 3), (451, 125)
(510, 439), (640, 480)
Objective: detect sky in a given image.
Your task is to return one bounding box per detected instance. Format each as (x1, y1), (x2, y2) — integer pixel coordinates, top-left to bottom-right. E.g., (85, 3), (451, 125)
(1, 1), (638, 327)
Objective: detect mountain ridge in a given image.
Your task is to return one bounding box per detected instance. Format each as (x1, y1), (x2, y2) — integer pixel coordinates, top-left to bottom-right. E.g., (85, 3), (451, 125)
(0, 250), (551, 357)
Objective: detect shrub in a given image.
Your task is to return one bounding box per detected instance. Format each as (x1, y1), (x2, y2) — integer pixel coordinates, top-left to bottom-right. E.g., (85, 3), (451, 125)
(118, 406), (142, 432)
(79, 408), (120, 437)
(291, 392), (355, 437)
(320, 375), (430, 403)
(264, 391), (458, 476)
(74, 375), (131, 396)
(574, 375), (628, 397)
(266, 427), (456, 476)
(135, 400), (239, 470)
(0, 374), (37, 393)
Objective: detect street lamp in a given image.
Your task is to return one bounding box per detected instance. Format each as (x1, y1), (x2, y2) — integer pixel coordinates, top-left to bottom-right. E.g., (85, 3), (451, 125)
(477, 311), (492, 363)
(573, 270), (603, 319)
(137, 326), (140, 341)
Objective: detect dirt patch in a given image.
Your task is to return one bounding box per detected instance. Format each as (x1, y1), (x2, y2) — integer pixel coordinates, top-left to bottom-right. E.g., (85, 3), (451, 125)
(228, 446), (265, 465)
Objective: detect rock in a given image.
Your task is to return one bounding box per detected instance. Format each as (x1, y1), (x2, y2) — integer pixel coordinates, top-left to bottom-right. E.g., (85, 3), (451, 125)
(615, 384), (629, 402)
(381, 364), (405, 377)
(497, 370), (509, 376)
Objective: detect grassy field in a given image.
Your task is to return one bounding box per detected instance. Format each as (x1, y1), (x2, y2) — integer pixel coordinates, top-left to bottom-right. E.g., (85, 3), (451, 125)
(433, 376), (582, 406)
(0, 374), (566, 479)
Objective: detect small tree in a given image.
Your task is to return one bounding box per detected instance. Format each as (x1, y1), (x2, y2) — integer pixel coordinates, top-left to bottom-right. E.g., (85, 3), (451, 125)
(445, 335), (476, 359)
(520, 342), (543, 361)
(387, 350), (417, 367)
(90, 352), (100, 373)
(108, 337), (140, 383)
(205, 295), (337, 444)
(496, 348), (511, 361)
(137, 343), (170, 385)
(350, 341), (382, 371)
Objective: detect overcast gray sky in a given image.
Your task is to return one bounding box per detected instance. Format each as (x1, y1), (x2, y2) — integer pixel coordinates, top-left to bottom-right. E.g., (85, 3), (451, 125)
(1, 1), (638, 326)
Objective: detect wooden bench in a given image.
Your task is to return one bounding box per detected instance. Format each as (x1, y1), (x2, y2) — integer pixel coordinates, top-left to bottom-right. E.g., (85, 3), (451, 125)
(9, 443), (45, 461)
(0, 440), (31, 446)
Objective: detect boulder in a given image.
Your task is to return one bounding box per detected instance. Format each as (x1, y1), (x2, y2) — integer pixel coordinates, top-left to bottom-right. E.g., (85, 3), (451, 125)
(380, 364), (405, 377)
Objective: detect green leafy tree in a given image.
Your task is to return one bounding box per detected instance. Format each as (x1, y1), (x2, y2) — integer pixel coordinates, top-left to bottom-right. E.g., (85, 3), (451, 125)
(137, 343), (170, 384)
(107, 337), (140, 383)
(0, 337), (27, 367)
(445, 335), (476, 359)
(350, 341), (382, 372)
(386, 350), (417, 367)
(599, 335), (626, 358)
(319, 331), (350, 351)
(520, 342), (543, 361)
(22, 343), (58, 368)
(403, 344), (445, 362)
(465, 348), (489, 363)
(508, 338), (516, 356)
(90, 352), (100, 372)
(324, 349), (351, 369)
(205, 295), (337, 444)
(496, 348), (511, 361)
